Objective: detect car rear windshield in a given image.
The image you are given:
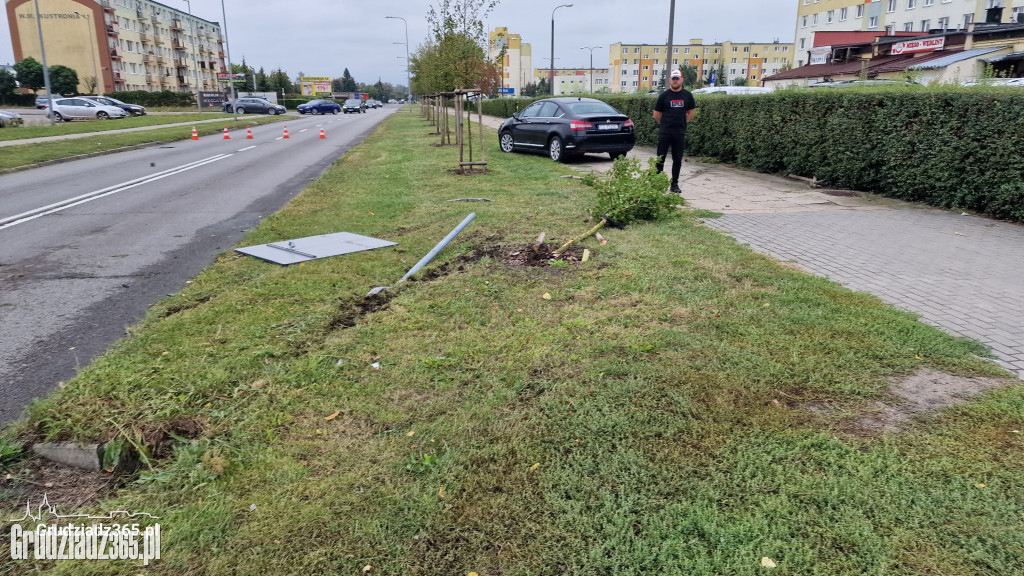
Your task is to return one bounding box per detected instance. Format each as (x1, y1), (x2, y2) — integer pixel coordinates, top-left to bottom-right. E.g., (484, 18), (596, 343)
(564, 101), (619, 115)
(345, 99), (361, 105)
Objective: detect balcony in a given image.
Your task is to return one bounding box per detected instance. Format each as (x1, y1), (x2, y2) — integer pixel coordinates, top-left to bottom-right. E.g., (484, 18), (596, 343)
(143, 54), (155, 64)
(171, 19), (184, 31)
(109, 48), (122, 60)
(175, 58), (188, 68)
(101, 0), (115, 13)
(106, 24), (119, 36)
(145, 74), (156, 83)
(139, 32), (150, 43)
(172, 38), (184, 49)
(156, 55), (166, 64)
(177, 76), (189, 86)
(154, 35), (165, 45)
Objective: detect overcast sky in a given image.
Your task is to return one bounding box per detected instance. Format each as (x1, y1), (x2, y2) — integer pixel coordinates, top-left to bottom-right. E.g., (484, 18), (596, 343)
(1, 0), (798, 87)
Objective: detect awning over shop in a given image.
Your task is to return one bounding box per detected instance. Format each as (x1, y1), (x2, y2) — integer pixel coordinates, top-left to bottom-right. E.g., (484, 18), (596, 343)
(906, 46), (1007, 69)
(980, 50), (1024, 63)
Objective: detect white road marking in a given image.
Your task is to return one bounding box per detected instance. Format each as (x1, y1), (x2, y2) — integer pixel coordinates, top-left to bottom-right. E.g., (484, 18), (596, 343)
(237, 146), (257, 152)
(0, 154), (233, 231)
(299, 129), (309, 133)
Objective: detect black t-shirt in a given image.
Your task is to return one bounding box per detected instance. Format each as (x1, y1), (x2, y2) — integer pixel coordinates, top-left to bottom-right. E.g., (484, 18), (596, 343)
(654, 88), (696, 133)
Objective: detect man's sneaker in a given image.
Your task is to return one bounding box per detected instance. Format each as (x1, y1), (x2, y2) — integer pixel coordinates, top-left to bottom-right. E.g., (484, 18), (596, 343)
(670, 183), (681, 194)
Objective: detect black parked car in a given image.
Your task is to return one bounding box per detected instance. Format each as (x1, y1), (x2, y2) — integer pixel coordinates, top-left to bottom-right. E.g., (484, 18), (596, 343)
(222, 97), (286, 115)
(297, 99), (341, 115)
(81, 95), (147, 116)
(498, 97), (635, 162)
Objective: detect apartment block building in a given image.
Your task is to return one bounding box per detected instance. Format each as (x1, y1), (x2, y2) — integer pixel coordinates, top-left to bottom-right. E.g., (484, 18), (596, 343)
(795, 0), (1024, 66)
(533, 67), (612, 95)
(608, 39), (795, 92)
(489, 27), (533, 96)
(6, 0), (226, 94)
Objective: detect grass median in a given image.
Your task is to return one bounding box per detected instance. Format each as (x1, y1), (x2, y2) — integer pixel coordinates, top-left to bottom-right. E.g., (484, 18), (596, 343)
(1, 111), (1022, 575)
(0, 115), (289, 171)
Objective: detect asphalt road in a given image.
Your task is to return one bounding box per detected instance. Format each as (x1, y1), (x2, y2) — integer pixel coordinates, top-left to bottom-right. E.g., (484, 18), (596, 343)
(0, 108), (397, 423)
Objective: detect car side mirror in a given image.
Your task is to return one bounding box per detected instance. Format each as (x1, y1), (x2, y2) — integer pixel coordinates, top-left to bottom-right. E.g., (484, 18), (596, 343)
(512, 112), (520, 120)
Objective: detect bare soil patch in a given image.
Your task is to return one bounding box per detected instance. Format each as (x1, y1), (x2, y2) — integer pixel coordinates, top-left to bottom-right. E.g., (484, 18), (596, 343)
(806, 369), (1011, 433)
(1, 459), (117, 515)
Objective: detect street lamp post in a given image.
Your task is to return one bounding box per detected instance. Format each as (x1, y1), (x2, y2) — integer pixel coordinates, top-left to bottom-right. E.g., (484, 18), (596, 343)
(580, 45), (601, 93)
(219, 0), (237, 120)
(32, 0), (55, 125)
(180, 0), (201, 111)
(386, 16), (412, 107)
(549, 3), (573, 96)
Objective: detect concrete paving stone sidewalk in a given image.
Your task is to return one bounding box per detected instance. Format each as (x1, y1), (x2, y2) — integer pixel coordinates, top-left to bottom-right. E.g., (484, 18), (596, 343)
(683, 163), (1024, 379)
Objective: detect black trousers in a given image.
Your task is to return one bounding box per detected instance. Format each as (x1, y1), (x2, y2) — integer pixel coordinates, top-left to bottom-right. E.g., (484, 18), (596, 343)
(655, 130), (685, 185)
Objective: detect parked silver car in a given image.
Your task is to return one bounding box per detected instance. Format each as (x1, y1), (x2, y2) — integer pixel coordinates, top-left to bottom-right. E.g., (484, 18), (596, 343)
(47, 97), (128, 121)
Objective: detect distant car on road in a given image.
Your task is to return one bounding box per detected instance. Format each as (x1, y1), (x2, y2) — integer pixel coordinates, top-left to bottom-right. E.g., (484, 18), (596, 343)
(47, 97), (128, 121)
(342, 98), (365, 113)
(81, 95), (147, 116)
(297, 99), (341, 115)
(34, 94), (60, 109)
(0, 110), (24, 128)
(497, 97), (635, 162)
(222, 97), (286, 115)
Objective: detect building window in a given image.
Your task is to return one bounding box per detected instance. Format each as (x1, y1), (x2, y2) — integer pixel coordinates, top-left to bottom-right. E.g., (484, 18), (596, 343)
(704, 48), (709, 54)
(904, 22), (914, 31)
(623, 48), (628, 54)
(827, 10), (834, 23)
(856, 5), (864, 17)
(907, 0), (916, 8)
(634, 47), (640, 53)
(802, 15), (808, 27)
(812, 13), (818, 25)
(920, 19), (930, 31)
(841, 7), (848, 20)
(654, 47), (660, 53)
(869, 15), (879, 27)
(673, 48), (679, 53)
(937, 16), (949, 29)
(963, 13), (973, 27)
(621, 70), (628, 75)
(684, 48), (690, 53)
(621, 80), (627, 86)
(632, 81), (638, 87)
(887, 0), (896, 11)
(799, 38), (805, 48)
(924, 0), (933, 5)
(643, 65), (649, 70)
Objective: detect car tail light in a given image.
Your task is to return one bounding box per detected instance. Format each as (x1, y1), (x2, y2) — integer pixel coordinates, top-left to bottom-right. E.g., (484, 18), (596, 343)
(623, 119), (634, 129)
(570, 120), (593, 131)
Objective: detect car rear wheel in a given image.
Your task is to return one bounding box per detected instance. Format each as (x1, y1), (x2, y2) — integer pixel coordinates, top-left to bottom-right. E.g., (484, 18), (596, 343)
(499, 131), (515, 153)
(52, 112), (64, 122)
(235, 107), (245, 114)
(331, 109), (338, 115)
(548, 136), (566, 163)
(97, 111), (109, 120)
(269, 108), (279, 115)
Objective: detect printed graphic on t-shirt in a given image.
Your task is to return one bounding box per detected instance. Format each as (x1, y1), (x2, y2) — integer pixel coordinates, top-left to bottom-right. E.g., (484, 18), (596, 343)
(670, 99), (686, 108)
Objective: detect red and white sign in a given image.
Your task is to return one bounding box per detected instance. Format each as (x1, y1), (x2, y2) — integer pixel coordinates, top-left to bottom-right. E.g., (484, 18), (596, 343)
(890, 37), (945, 55)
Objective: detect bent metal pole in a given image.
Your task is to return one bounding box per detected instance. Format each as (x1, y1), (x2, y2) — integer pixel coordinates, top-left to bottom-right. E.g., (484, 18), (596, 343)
(398, 213), (476, 284)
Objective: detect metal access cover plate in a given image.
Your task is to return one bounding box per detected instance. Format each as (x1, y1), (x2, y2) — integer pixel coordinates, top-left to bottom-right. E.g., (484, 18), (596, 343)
(236, 232), (397, 265)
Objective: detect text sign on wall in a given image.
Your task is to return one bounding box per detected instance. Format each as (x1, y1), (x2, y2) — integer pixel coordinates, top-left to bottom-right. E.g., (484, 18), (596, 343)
(891, 37), (945, 55)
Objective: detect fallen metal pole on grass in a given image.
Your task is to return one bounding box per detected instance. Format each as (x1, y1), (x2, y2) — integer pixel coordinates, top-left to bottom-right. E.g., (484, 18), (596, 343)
(367, 213), (477, 295)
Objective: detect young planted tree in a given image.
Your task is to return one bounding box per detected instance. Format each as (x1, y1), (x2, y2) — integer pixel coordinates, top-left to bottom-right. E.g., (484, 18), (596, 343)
(0, 69), (18, 101)
(411, 0), (501, 94)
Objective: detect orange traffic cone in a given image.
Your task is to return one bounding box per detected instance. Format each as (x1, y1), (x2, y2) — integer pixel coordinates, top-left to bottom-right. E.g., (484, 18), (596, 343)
(319, 127), (326, 139)
(222, 127), (231, 140)
(191, 127), (199, 140)
(246, 125), (253, 139)
(282, 125), (290, 139)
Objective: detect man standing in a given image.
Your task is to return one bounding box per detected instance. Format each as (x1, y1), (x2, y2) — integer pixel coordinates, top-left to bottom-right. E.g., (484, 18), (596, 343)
(653, 69), (696, 194)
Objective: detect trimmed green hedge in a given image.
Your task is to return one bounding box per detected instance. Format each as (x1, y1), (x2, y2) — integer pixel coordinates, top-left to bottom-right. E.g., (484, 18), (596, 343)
(0, 93), (37, 107)
(686, 87), (1024, 222)
(484, 89), (1024, 221)
(107, 90), (196, 107)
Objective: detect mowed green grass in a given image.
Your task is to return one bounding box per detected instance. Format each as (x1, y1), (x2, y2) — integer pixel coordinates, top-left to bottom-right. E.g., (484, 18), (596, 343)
(0, 113), (238, 141)
(2, 111), (1022, 575)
